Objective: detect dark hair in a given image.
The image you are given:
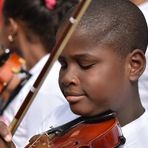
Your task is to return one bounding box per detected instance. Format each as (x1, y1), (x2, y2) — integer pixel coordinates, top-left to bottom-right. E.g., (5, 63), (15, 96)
(3, 0), (78, 51)
(77, 0), (148, 56)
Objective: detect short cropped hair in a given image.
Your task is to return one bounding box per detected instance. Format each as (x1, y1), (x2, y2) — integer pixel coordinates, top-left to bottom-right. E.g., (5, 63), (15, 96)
(78, 0), (148, 56)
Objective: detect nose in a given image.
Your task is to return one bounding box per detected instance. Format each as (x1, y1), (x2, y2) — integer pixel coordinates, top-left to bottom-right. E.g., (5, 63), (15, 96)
(59, 67), (79, 88)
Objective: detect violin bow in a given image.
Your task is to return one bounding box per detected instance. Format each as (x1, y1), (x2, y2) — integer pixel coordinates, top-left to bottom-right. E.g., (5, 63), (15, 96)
(9, 0), (92, 136)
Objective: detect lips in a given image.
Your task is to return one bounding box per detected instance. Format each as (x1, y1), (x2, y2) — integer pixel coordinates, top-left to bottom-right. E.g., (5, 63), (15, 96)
(64, 91), (85, 103)
(67, 95), (85, 103)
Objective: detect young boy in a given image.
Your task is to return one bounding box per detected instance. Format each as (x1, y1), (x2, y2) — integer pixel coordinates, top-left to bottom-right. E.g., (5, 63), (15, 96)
(0, 0), (148, 147)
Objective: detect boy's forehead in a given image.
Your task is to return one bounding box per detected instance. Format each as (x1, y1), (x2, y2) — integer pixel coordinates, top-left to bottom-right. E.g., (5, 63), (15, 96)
(60, 38), (117, 58)
(57, 25), (118, 56)
(56, 24), (85, 40)
(59, 23), (111, 45)
(56, 28), (92, 53)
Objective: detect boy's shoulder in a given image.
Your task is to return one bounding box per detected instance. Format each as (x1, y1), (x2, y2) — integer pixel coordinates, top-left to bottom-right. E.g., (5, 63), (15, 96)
(122, 110), (148, 147)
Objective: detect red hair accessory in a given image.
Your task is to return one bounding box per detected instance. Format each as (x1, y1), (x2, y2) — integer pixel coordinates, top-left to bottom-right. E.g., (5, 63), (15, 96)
(45, 0), (57, 10)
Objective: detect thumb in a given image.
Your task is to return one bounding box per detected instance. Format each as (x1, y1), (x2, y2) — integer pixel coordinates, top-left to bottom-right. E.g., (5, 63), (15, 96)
(0, 121), (12, 142)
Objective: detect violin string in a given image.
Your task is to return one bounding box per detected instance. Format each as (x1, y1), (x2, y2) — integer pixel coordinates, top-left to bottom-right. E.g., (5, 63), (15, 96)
(27, 131), (55, 148)
(27, 134), (43, 148)
(44, 132), (55, 147)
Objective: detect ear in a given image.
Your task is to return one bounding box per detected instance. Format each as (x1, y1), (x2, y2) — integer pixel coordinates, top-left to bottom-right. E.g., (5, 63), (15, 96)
(127, 49), (146, 82)
(7, 18), (18, 37)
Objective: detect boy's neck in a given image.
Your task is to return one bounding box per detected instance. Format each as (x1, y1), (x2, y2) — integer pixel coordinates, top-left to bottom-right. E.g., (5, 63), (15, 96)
(117, 101), (145, 127)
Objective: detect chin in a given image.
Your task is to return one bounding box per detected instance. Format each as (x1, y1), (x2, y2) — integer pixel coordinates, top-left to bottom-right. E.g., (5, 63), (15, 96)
(70, 104), (108, 118)
(69, 105), (94, 117)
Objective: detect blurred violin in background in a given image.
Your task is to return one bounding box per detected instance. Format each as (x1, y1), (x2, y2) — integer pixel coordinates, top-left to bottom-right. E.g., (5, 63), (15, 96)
(0, 48), (31, 113)
(0, 48), (25, 93)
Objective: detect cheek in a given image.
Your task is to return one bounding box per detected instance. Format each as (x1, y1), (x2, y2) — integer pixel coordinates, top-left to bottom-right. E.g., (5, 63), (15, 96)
(83, 66), (125, 104)
(81, 69), (108, 102)
(84, 75), (108, 103)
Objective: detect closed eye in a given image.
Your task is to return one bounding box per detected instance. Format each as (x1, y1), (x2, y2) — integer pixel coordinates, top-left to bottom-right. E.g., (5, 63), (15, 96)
(79, 63), (95, 70)
(76, 55), (97, 70)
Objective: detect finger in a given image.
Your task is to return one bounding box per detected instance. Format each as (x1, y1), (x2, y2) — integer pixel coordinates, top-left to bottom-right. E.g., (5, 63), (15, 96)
(0, 137), (15, 148)
(0, 121), (12, 142)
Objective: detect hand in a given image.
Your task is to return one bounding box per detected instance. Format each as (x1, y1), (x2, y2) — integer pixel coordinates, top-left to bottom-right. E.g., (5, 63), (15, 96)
(0, 121), (15, 148)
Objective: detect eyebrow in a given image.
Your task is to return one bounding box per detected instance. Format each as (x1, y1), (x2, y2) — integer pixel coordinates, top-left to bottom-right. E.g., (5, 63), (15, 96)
(59, 53), (98, 61)
(75, 54), (95, 59)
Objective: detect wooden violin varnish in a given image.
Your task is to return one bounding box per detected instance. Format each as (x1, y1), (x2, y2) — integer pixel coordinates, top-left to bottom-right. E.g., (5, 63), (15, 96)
(25, 111), (125, 148)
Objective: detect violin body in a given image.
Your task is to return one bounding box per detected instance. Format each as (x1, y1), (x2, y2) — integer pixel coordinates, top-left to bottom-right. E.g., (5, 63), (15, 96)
(0, 51), (29, 112)
(26, 112), (125, 148)
(48, 119), (124, 148)
(0, 52), (26, 94)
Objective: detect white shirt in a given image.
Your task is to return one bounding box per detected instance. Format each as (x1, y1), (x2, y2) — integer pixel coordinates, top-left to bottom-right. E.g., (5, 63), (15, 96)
(122, 110), (148, 148)
(32, 104), (148, 148)
(36, 103), (79, 134)
(2, 54), (67, 148)
(139, 2), (148, 111)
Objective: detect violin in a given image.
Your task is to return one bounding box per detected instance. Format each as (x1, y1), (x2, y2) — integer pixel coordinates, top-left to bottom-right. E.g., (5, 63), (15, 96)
(0, 49), (25, 96)
(0, 49), (31, 112)
(25, 111), (126, 148)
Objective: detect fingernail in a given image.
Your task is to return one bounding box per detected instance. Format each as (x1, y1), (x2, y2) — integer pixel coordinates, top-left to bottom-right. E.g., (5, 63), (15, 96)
(4, 134), (12, 142)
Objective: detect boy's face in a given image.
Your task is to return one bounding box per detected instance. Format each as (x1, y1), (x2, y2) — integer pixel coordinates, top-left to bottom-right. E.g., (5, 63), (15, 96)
(58, 29), (130, 117)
